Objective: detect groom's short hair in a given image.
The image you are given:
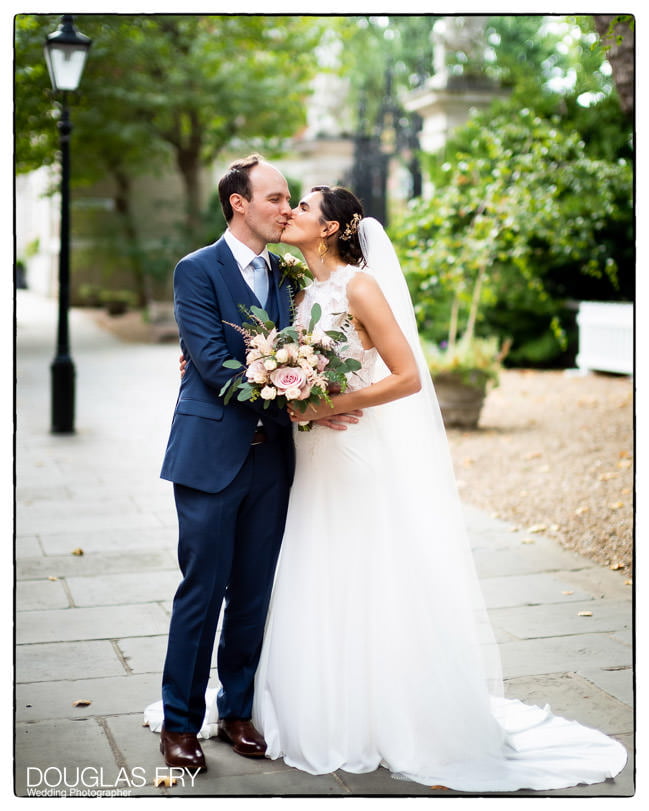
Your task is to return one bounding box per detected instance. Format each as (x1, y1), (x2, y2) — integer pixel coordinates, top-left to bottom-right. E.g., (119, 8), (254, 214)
(219, 154), (265, 222)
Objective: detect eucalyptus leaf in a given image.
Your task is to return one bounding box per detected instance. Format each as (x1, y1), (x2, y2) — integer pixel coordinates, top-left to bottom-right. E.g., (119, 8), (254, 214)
(309, 303), (322, 333)
(237, 387), (254, 402)
(250, 305), (270, 322)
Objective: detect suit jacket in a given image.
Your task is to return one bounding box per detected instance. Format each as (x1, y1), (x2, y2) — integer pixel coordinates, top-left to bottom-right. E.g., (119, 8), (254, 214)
(160, 236), (295, 493)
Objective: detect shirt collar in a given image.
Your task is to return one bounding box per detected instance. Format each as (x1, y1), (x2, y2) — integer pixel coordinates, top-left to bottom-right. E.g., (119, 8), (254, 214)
(224, 229), (271, 271)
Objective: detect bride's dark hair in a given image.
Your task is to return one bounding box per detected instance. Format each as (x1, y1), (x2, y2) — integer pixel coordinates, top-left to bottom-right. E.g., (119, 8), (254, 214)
(311, 186), (365, 267)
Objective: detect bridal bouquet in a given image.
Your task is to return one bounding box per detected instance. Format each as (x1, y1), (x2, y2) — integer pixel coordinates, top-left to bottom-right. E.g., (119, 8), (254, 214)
(221, 304), (361, 430)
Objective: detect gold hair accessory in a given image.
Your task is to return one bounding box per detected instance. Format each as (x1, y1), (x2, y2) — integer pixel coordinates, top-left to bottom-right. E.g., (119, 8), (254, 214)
(340, 213), (361, 241)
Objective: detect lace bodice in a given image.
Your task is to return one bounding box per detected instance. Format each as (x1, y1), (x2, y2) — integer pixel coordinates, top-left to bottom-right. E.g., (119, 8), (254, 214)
(295, 265), (378, 392)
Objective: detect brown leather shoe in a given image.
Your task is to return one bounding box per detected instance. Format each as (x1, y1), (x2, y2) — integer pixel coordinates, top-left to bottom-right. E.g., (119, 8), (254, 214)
(217, 718), (267, 757)
(160, 726), (207, 772)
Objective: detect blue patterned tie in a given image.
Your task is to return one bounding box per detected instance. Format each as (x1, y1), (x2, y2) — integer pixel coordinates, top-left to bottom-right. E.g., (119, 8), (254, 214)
(250, 256), (269, 308)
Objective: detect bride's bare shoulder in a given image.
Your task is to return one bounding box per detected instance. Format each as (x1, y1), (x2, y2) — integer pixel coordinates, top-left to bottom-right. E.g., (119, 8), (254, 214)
(346, 269), (382, 300)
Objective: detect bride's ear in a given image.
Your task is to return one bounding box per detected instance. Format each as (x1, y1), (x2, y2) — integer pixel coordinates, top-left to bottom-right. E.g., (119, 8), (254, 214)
(322, 221), (340, 239)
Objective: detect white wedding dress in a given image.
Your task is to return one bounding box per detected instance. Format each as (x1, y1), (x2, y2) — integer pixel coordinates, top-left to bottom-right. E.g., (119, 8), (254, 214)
(249, 258), (627, 792)
(145, 222), (627, 792)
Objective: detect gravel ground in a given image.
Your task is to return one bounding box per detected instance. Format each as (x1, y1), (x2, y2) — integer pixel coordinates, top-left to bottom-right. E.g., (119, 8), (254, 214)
(446, 369), (634, 579)
(94, 310), (634, 580)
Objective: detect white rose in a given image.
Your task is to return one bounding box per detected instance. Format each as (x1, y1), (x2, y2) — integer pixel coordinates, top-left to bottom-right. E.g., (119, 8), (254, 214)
(275, 348), (289, 364)
(260, 385), (277, 400)
(263, 358), (278, 371)
(299, 344), (314, 358)
(246, 348), (263, 363)
(284, 386), (303, 400)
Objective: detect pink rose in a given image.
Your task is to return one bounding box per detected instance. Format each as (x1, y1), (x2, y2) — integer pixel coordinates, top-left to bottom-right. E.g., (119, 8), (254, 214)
(270, 366), (308, 394)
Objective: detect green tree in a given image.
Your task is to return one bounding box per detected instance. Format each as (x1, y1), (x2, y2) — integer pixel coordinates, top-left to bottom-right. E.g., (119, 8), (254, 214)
(15, 14), (324, 301)
(391, 108), (632, 366)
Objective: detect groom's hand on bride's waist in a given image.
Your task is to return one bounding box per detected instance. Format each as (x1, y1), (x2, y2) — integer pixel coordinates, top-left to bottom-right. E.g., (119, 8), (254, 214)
(314, 410), (363, 431)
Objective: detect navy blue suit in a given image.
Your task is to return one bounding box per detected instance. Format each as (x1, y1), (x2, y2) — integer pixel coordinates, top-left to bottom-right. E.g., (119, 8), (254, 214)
(160, 236), (295, 732)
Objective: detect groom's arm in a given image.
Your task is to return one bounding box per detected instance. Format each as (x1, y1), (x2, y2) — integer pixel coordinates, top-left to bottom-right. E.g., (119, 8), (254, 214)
(173, 257), (288, 423)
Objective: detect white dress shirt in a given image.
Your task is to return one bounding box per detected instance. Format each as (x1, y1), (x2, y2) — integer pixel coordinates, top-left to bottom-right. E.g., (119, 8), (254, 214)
(223, 229), (271, 292)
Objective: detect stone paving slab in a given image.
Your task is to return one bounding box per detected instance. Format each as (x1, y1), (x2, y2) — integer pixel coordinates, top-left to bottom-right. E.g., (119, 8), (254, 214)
(557, 566), (633, 601)
(578, 665), (634, 706)
(503, 671), (633, 734)
(17, 508), (165, 537)
(16, 496), (141, 521)
(16, 549), (177, 579)
(116, 636), (173, 675)
(117, 636), (219, 676)
(35, 525), (177, 556)
(17, 640), (126, 683)
(498, 632), (633, 681)
(14, 535), (43, 558)
(16, 673), (162, 723)
(65, 570), (180, 607)
(16, 578), (70, 611)
(480, 571), (594, 609)
(14, 718), (122, 797)
(472, 538), (592, 578)
(490, 598), (632, 639)
(16, 603), (170, 644)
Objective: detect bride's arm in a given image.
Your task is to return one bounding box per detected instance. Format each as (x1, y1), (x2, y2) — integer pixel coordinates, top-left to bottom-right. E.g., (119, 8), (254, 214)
(294, 273), (421, 421)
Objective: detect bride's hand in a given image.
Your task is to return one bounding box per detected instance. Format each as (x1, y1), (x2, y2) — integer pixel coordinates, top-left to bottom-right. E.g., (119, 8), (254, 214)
(287, 403), (363, 430)
(315, 411), (363, 431)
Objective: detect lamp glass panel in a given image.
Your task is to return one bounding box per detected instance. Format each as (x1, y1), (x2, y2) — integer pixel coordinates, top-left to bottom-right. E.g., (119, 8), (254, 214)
(45, 45), (88, 91)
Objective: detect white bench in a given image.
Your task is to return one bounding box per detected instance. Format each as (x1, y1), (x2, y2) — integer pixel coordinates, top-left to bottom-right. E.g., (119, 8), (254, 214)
(576, 301), (633, 375)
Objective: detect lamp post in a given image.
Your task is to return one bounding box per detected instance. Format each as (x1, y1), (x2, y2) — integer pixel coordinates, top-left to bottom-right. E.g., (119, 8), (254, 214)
(44, 15), (91, 434)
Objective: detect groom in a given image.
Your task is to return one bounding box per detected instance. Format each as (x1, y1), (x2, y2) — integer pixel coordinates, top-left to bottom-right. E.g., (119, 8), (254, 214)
(159, 154), (358, 772)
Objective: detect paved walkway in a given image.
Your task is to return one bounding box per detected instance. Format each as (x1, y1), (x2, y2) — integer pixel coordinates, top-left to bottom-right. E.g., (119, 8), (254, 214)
(14, 290), (634, 799)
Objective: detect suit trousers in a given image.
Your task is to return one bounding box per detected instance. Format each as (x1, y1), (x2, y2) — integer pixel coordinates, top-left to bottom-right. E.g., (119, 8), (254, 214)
(161, 438), (291, 732)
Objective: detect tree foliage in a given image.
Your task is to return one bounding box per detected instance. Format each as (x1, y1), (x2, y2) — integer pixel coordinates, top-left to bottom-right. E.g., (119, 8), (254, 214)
(15, 14), (325, 299)
(391, 108), (632, 366)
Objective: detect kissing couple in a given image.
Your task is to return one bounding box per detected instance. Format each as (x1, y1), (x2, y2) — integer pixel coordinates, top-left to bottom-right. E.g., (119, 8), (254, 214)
(144, 154), (626, 792)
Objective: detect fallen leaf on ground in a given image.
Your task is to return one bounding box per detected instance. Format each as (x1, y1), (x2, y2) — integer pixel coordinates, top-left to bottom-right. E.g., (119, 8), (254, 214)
(72, 699), (92, 707)
(71, 548), (84, 556)
(521, 538), (535, 544)
(609, 562), (624, 571)
(598, 472), (619, 481)
(562, 590), (574, 595)
(47, 576), (59, 581)
(577, 611), (593, 617)
(154, 777), (178, 787)
(575, 505), (590, 515)
(609, 502), (625, 510)
(528, 524), (547, 533)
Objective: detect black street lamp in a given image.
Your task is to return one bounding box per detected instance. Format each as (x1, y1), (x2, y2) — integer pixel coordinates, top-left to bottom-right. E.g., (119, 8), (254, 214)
(44, 15), (91, 434)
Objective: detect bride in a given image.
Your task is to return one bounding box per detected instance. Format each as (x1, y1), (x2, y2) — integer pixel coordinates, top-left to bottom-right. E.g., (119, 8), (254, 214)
(251, 185), (627, 792)
(149, 185), (627, 792)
